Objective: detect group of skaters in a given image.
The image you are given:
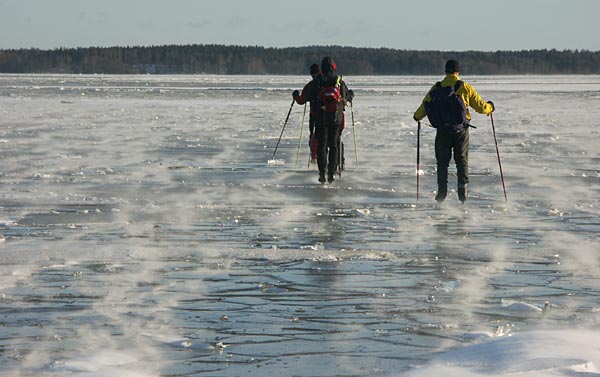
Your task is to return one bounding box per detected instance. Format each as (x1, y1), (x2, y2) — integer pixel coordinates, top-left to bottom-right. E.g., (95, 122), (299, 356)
(292, 56), (353, 183)
(291, 57), (495, 203)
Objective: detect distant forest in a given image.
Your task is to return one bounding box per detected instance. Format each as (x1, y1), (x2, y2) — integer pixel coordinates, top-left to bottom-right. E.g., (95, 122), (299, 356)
(1, 45), (599, 75)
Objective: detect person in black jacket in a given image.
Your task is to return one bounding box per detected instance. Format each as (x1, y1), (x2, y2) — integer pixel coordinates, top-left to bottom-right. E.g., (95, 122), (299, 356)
(293, 63), (321, 164)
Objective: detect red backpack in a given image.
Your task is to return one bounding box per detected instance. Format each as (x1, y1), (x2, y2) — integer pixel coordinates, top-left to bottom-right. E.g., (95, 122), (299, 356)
(319, 75), (342, 113)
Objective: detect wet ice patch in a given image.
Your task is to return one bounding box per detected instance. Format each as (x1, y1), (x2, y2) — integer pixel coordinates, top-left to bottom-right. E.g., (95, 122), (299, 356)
(355, 208), (371, 216)
(501, 299), (547, 313)
(47, 350), (157, 377)
(435, 280), (458, 292)
(300, 242), (325, 251)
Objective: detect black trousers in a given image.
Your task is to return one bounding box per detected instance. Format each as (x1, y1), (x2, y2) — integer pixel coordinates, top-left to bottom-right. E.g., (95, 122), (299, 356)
(315, 122), (341, 176)
(435, 128), (469, 190)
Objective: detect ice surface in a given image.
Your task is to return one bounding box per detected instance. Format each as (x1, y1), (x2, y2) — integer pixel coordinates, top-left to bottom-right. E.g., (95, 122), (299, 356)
(0, 74), (599, 376)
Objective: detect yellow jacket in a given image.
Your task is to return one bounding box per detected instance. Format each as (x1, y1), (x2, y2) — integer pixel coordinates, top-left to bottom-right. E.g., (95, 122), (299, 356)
(413, 74), (493, 122)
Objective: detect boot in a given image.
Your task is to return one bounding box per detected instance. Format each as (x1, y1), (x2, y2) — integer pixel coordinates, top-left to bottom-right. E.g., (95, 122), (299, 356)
(435, 185), (447, 202)
(319, 172), (326, 184)
(327, 172), (335, 183)
(458, 184), (467, 203)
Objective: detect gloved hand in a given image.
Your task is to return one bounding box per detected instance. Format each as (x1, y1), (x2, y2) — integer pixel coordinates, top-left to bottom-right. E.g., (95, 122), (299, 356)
(348, 90), (355, 102)
(292, 90), (300, 99)
(487, 100), (495, 112)
(413, 115), (419, 122)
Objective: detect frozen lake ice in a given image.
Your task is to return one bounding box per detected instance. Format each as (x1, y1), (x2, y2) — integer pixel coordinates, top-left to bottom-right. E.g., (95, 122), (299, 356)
(0, 74), (599, 376)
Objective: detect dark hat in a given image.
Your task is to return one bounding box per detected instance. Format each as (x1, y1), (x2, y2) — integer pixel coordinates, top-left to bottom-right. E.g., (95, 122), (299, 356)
(309, 63), (320, 75)
(321, 56), (337, 74)
(445, 59), (460, 74)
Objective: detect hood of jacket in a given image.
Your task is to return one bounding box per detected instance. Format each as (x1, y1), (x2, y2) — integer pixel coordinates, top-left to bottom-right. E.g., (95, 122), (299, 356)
(321, 56), (337, 75)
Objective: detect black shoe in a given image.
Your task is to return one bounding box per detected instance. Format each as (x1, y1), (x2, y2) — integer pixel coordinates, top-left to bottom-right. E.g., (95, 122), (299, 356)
(435, 188), (447, 202)
(319, 173), (326, 183)
(327, 174), (335, 183)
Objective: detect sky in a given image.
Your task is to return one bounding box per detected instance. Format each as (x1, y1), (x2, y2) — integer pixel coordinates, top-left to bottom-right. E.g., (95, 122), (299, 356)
(1, 0), (599, 51)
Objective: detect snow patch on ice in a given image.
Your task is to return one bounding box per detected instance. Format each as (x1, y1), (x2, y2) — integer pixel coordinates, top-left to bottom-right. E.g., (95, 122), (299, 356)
(267, 159), (286, 165)
(396, 330), (600, 377)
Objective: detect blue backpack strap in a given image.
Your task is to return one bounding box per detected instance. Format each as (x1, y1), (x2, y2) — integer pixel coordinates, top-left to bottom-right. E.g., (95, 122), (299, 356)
(430, 81), (442, 97)
(452, 80), (475, 129)
(454, 80), (464, 92)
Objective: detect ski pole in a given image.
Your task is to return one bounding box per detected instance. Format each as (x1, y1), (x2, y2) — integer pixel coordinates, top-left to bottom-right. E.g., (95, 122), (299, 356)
(307, 131), (314, 168)
(490, 113), (508, 203)
(351, 101), (359, 168)
(271, 98), (295, 160)
(295, 103), (307, 168)
(417, 121), (421, 202)
(338, 132), (343, 178)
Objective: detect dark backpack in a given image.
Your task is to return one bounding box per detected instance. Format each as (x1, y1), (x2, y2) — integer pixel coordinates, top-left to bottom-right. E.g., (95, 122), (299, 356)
(424, 80), (467, 131)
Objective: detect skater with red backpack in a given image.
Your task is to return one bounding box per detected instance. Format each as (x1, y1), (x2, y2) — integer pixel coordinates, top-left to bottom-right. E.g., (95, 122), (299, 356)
(293, 56), (353, 183)
(315, 57), (353, 183)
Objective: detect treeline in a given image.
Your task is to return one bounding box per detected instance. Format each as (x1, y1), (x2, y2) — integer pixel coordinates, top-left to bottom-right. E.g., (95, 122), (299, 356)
(1, 45), (599, 75)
